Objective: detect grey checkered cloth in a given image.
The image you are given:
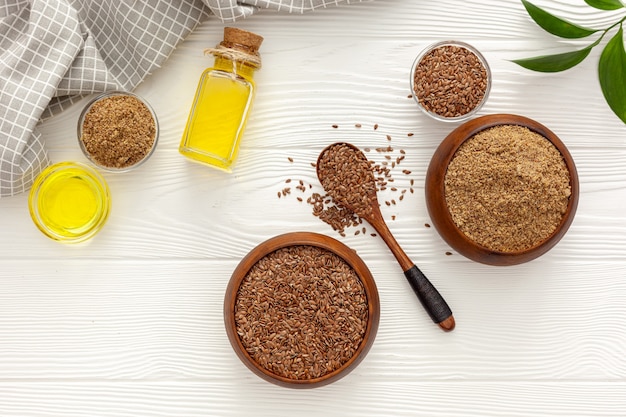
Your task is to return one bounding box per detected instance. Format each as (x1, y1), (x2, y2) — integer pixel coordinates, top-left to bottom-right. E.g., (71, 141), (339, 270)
(0, 0), (360, 197)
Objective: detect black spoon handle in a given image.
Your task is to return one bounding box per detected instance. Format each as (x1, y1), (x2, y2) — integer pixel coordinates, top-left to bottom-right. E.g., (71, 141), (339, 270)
(404, 265), (455, 331)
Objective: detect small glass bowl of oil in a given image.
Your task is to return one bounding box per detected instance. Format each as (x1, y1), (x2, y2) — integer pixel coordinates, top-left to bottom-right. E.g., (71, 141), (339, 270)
(28, 162), (111, 243)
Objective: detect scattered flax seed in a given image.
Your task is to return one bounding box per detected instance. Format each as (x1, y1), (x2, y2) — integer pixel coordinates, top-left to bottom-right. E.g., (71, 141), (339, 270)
(80, 94), (156, 169)
(308, 192), (361, 236)
(407, 133), (414, 137)
(391, 215), (396, 220)
(285, 179), (292, 183)
(445, 251), (453, 256)
(288, 157), (294, 163)
(375, 146), (393, 153)
(332, 124), (339, 128)
(413, 44), (488, 118)
(355, 123), (362, 128)
(403, 169), (412, 175)
(444, 125), (571, 252)
(374, 124), (379, 130)
(425, 223), (431, 228)
(234, 245), (368, 380)
(280, 127), (415, 237)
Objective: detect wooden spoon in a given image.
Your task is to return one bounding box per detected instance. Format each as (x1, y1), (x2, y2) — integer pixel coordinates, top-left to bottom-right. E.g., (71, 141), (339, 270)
(317, 142), (455, 332)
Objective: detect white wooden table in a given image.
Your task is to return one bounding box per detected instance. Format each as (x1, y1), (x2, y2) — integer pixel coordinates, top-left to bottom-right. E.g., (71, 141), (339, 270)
(1, 1), (625, 415)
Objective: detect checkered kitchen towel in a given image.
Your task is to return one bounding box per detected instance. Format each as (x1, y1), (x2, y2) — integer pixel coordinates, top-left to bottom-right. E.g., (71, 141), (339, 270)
(0, 0), (361, 197)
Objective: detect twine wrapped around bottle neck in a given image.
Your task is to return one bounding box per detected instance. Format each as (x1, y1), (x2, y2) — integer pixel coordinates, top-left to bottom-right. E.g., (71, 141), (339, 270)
(204, 44), (262, 70)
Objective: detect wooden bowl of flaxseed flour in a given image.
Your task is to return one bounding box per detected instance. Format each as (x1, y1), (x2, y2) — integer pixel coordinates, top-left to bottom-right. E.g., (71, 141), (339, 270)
(425, 114), (579, 266)
(224, 232), (380, 388)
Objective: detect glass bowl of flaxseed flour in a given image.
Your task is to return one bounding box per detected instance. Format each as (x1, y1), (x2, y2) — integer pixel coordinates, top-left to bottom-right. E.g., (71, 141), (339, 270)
(78, 91), (159, 172)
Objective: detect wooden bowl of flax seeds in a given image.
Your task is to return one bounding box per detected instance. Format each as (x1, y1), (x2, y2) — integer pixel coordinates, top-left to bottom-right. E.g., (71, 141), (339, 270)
(425, 114), (579, 266)
(78, 91), (159, 172)
(224, 232), (380, 388)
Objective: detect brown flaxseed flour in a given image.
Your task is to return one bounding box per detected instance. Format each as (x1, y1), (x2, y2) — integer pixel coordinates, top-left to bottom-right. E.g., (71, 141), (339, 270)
(235, 245), (368, 380)
(444, 125), (571, 252)
(81, 95), (156, 169)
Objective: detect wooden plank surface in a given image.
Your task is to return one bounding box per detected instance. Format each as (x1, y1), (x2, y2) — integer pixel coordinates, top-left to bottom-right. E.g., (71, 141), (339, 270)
(1, 0), (625, 415)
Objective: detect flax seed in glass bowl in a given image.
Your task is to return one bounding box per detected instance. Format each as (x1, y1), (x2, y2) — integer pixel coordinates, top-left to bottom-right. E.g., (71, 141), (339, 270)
(410, 40), (491, 122)
(425, 114), (579, 266)
(77, 91), (159, 172)
(224, 232), (380, 388)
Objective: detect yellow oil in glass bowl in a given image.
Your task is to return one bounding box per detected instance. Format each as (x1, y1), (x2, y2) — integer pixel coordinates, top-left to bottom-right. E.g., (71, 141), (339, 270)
(29, 162), (111, 243)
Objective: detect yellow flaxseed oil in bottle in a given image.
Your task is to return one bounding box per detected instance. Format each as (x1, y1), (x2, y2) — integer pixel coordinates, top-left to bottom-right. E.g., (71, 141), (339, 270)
(179, 27), (263, 172)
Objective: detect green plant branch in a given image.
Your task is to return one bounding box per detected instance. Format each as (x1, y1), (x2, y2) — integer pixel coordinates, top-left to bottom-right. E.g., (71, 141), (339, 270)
(514, 1), (626, 124)
(589, 16), (624, 46)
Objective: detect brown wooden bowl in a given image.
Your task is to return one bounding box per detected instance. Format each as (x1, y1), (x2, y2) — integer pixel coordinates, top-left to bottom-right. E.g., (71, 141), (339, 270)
(224, 232), (380, 388)
(425, 114), (579, 266)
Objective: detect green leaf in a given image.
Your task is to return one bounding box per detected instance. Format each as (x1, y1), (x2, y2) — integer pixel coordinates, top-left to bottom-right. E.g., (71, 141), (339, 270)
(584, 0), (624, 11)
(522, 0), (599, 38)
(512, 45), (594, 72)
(598, 27), (626, 124)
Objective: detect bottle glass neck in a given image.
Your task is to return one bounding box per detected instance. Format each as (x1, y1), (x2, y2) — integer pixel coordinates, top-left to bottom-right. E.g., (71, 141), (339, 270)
(214, 56), (257, 79)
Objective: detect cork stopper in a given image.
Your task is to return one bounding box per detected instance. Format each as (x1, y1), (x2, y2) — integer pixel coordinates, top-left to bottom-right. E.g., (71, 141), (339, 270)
(222, 27), (263, 56)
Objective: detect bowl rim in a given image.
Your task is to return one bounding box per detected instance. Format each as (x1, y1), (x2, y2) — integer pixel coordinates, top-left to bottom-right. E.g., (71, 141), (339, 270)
(425, 114), (579, 266)
(77, 90), (159, 173)
(223, 231), (380, 388)
(410, 40), (492, 123)
(28, 161), (111, 243)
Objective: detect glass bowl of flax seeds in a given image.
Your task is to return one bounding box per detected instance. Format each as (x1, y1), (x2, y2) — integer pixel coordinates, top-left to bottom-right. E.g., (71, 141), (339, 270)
(224, 232), (380, 388)
(77, 91), (159, 172)
(425, 114), (579, 266)
(410, 40), (491, 122)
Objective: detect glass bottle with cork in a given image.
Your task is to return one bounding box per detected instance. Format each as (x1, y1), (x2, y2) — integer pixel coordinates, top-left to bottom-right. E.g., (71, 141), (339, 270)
(179, 27), (263, 172)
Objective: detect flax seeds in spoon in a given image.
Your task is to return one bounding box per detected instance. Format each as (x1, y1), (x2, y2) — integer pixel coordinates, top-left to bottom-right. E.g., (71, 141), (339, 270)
(317, 142), (455, 331)
(316, 143), (376, 218)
